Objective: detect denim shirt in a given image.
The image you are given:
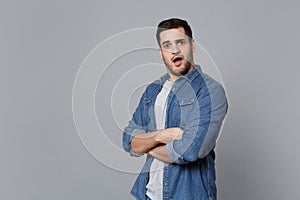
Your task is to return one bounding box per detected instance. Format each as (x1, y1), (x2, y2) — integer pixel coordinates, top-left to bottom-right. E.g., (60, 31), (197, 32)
(123, 65), (228, 200)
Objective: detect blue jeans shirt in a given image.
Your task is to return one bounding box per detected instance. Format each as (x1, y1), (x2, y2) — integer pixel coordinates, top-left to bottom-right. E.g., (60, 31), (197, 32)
(123, 65), (228, 200)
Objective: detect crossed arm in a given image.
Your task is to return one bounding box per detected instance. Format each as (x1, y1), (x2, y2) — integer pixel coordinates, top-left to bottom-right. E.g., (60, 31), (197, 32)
(124, 81), (228, 166)
(130, 127), (183, 163)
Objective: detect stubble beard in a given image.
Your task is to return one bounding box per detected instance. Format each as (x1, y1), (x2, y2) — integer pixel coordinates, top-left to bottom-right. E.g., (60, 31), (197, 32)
(163, 57), (194, 78)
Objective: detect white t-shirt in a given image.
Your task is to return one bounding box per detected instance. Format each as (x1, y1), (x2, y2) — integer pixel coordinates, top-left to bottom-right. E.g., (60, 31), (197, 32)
(146, 80), (173, 200)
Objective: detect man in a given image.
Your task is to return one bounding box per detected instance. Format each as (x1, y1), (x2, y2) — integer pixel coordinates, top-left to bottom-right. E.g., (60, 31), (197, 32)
(123, 18), (228, 200)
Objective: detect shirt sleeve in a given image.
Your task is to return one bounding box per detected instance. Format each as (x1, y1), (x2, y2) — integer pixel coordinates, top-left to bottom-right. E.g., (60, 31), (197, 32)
(166, 81), (228, 164)
(122, 92), (147, 157)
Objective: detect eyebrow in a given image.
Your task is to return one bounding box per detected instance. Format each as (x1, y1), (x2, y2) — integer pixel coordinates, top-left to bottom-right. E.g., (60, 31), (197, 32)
(175, 39), (185, 43)
(161, 40), (171, 46)
(161, 38), (186, 45)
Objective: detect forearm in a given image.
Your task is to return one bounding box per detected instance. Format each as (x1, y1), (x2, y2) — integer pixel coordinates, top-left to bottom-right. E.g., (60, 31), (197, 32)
(130, 130), (161, 155)
(148, 145), (174, 163)
(130, 127), (183, 155)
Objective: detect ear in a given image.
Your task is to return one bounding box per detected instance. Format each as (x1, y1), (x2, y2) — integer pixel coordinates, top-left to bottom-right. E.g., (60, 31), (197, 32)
(158, 48), (163, 60)
(191, 39), (196, 53)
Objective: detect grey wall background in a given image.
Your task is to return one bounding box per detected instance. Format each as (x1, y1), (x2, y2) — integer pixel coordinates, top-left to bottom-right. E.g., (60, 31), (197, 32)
(1, 0), (300, 199)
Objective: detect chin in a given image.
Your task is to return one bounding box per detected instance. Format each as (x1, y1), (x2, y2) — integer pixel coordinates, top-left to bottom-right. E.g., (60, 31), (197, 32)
(177, 65), (191, 75)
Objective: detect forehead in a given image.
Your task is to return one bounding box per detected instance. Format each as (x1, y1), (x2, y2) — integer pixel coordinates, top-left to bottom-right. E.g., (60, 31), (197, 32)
(159, 27), (188, 43)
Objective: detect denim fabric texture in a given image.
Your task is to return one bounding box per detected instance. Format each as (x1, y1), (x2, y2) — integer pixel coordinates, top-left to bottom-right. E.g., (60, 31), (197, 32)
(146, 196), (151, 200)
(123, 65), (228, 200)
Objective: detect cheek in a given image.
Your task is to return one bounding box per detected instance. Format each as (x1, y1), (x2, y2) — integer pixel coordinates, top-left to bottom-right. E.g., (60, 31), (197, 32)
(183, 48), (193, 58)
(161, 52), (172, 61)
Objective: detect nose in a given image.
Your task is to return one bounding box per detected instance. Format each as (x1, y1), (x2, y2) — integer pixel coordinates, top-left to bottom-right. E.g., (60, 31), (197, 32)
(170, 45), (181, 54)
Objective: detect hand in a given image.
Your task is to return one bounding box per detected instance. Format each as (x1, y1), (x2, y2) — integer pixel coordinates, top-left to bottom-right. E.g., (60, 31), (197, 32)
(156, 127), (183, 144)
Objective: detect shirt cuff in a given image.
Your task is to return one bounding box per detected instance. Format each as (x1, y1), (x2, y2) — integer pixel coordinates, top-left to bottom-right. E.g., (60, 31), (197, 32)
(128, 129), (145, 157)
(166, 140), (184, 164)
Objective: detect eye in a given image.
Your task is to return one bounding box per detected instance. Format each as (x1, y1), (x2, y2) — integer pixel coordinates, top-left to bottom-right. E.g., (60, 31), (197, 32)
(162, 43), (171, 49)
(177, 40), (185, 46)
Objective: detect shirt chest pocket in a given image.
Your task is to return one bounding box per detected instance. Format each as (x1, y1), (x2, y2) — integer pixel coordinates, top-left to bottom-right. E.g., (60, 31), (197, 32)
(142, 97), (155, 129)
(175, 98), (196, 128)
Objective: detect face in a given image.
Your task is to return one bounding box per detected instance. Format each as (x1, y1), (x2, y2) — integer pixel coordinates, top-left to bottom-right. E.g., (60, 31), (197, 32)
(159, 27), (196, 81)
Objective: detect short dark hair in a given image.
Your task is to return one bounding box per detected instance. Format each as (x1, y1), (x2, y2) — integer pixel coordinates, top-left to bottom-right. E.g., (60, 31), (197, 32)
(156, 18), (193, 46)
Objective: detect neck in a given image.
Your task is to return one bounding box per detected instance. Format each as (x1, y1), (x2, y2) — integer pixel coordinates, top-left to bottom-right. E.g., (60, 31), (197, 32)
(168, 64), (195, 82)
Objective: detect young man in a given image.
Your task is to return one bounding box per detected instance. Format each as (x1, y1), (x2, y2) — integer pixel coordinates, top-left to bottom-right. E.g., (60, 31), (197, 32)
(123, 18), (228, 200)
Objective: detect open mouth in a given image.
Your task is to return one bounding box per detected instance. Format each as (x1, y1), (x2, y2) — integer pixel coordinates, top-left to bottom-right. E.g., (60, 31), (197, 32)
(172, 56), (183, 65)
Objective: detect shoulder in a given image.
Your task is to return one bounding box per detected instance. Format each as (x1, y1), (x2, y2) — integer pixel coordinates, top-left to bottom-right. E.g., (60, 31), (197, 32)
(193, 72), (226, 99)
(141, 79), (162, 98)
